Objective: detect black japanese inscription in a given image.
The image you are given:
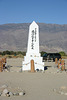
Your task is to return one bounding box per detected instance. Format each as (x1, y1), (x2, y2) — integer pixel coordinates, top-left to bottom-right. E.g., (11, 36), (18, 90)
(31, 28), (37, 49)
(35, 28), (37, 42)
(31, 30), (34, 49)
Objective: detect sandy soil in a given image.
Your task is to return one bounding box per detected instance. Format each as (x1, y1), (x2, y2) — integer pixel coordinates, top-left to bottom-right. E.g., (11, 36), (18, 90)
(0, 58), (67, 100)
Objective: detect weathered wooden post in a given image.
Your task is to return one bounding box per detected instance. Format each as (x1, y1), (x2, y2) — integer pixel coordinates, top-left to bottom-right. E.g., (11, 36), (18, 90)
(1, 59), (3, 72)
(3, 58), (6, 63)
(0, 60), (2, 72)
(55, 58), (58, 64)
(58, 59), (62, 69)
(59, 59), (62, 62)
(1, 58), (4, 71)
(2, 58), (6, 69)
(31, 60), (35, 72)
(61, 60), (65, 71)
(58, 62), (60, 69)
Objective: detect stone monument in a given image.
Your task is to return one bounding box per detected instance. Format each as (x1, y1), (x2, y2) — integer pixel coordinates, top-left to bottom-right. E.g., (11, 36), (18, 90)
(22, 21), (44, 71)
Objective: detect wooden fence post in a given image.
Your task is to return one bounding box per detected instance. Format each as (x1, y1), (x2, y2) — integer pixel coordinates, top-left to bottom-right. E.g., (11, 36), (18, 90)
(61, 60), (65, 71)
(0, 60), (2, 72)
(58, 59), (62, 69)
(55, 58), (58, 64)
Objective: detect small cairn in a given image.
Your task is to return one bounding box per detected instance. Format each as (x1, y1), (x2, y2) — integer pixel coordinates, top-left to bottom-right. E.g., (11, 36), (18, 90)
(53, 86), (67, 95)
(0, 85), (25, 97)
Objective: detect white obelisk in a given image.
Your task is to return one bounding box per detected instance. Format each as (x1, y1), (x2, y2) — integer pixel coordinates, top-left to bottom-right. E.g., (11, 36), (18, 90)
(22, 21), (44, 71)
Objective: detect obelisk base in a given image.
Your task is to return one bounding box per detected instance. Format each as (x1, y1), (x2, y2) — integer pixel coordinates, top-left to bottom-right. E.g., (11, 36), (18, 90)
(22, 55), (44, 71)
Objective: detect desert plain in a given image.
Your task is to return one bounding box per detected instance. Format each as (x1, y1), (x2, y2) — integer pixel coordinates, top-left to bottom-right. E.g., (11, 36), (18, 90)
(0, 58), (67, 100)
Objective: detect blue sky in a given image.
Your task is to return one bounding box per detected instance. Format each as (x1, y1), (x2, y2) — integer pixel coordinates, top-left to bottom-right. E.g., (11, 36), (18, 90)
(0, 0), (67, 25)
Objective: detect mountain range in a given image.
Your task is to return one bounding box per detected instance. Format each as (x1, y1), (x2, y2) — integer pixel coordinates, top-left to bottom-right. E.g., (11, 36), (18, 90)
(0, 23), (67, 53)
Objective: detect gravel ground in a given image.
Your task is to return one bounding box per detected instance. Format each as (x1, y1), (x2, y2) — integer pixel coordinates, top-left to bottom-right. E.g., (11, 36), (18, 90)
(0, 58), (67, 100)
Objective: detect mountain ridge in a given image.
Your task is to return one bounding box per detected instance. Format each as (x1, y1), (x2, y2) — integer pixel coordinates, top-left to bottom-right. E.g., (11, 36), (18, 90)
(0, 23), (67, 53)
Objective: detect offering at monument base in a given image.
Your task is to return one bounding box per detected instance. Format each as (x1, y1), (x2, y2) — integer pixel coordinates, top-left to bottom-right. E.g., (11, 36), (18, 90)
(22, 21), (44, 71)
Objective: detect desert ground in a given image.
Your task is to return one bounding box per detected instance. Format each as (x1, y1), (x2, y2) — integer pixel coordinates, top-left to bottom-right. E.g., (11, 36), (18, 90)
(0, 58), (67, 100)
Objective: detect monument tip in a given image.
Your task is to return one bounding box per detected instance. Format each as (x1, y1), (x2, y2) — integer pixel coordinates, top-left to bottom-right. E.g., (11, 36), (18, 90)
(32, 21), (36, 23)
(30, 21), (38, 26)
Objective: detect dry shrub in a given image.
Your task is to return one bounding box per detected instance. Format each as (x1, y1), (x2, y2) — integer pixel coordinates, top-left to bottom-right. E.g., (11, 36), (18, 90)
(16, 54), (24, 58)
(61, 56), (67, 59)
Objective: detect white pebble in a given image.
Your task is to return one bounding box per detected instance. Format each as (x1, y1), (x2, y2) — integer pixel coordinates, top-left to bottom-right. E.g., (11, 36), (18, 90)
(53, 89), (56, 92)
(19, 92), (23, 96)
(9, 92), (13, 96)
(64, 93), (67, 95)
(60, 91), (64, 95)
(13, 93), (19, 96)
(6, 93), (10, 97)
(3, 89), (8, 94)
